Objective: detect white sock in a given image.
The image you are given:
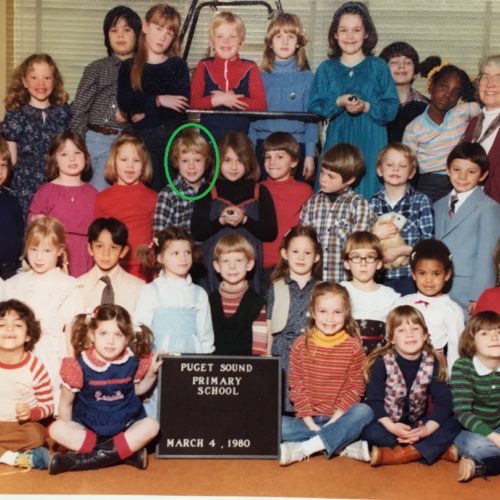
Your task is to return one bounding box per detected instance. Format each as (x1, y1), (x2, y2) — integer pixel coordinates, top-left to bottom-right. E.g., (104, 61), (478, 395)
(0, 450), (19, 465)
(301, 435), (325, 456)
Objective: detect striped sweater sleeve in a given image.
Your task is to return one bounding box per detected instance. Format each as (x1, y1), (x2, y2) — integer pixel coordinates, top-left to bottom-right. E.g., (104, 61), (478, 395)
(29, 354), (54, 421)
(450, 357), (497, 437)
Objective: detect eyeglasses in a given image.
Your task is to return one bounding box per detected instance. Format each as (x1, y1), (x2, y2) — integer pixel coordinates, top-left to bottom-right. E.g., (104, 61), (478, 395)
(348, 255), (378, 264)
(476, 73), (500, 87)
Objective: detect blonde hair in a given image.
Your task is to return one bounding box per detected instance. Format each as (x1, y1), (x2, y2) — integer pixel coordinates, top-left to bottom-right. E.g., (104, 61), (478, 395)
(376, 143), (418, 175)
(343, 231), (383, 261)
(262, 12), (308, 72)
(458, 311), (500, 358)
(364, 305), (448, 383)
(0, 138), (13, 186)
(23, 216), (69, 273)
(104, 134), (153, 184)
(209, 11), (246, 41)
(130, 4), (181, 92)
(213, 233), (256, 262)
(5, 53), (68, 110)
(171, 129), (211, 171)
(218, 132), (260, 182)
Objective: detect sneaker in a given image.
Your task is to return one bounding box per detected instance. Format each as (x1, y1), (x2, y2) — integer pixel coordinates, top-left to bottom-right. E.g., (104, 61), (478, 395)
(15, 447), (50, 470)
(279, 442), (308, 466)
(340, 440), (370, 462)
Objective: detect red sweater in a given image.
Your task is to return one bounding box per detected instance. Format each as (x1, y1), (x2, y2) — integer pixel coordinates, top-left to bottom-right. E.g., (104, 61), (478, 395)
(262, 177), (312, 268)
(191, 54), (266, 111)
(289, 335), (366, 418)
(94, 184), (157, 280)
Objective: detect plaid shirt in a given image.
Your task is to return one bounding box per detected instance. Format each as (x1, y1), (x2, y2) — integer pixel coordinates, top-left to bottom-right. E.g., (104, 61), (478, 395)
(369, 185), (434, 279)
(300, 188), (375, 282)
(153, 176), (199, 234)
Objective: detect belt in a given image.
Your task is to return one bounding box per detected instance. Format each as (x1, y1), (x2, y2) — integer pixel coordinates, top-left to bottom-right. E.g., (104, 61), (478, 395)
(88, 124), (120, 135)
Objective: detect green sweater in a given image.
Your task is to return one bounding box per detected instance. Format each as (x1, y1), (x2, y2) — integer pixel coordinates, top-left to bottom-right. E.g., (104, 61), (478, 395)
(450, 357), (500, 436)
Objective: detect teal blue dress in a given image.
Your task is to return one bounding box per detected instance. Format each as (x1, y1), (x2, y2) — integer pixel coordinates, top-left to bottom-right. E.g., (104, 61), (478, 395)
(308, 56), (399, 198)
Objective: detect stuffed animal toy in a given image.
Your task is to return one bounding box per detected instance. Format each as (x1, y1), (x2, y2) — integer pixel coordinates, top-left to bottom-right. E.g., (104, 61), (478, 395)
(372, 212), (408, 270)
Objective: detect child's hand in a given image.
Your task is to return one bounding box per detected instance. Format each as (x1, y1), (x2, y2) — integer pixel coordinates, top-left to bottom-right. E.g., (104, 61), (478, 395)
(131, 113), (145, 123)
(346, 98), (366, 114)
(382, 246), (408, 264)
(220, 206), (245, 227)
(372, 222), (398, 240)
(467, 301), (478, 315)
(210, 91), (248, 111)
(115, 109), (128, 123)
(388, 421), (412, 439)
(488, 431), (500, 448)
(149, 352), (163, 376)
(157, 95), (190, 112)
(303, 156), (315, 180)
(303, 416), (321, 432)
(15, 403), (31, 422)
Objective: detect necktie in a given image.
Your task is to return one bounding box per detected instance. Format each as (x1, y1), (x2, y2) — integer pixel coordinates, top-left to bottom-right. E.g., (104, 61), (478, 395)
(448, 194), (458, 216)
(100, 276), (114, 305)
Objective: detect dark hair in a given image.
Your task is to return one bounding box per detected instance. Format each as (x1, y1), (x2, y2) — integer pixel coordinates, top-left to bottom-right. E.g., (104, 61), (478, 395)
(447, 142), (489, 176)
(88, 217), (129, 247)
(410, 239), (453, 275)
(263, 132), (301, 163)
(270, 225), (323, 282)
(46, 130), (92, 182)
(72, 304), (153, 358)
(420, 56), (475, 102)
(103, 5), (142, 56)
(321, 143), (365, 183)
(218, 132), (260, 182)
(0, 300), (42, 352)
(328, 1), (377, 59)
(379, 41), (420, 74)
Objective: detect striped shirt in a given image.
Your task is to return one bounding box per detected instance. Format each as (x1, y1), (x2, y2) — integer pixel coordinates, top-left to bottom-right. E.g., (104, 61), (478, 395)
(451, 356), (500, 436)
(403, 102), (481, 175)
(289, 335), (366, 418)
(0, 352), (54, 421)
(300, 188), (375, 282)
(69, 55), (127, 137)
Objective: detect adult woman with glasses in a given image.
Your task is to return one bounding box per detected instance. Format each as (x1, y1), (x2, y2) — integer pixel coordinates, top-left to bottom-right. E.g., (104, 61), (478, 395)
(462, 55), (500, 203)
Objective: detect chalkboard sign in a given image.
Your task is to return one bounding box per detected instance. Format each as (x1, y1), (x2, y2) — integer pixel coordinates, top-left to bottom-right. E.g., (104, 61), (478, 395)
(156, 355), (281, 458)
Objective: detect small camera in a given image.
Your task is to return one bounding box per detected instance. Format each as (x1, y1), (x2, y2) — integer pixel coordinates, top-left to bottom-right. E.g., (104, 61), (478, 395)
(226, 209), (235, 215)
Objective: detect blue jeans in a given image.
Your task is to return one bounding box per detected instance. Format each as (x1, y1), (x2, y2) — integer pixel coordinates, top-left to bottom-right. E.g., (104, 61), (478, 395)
(281, 404), (374, 458)
(86, 130), (116, 191)
(454, 426), (500, 460)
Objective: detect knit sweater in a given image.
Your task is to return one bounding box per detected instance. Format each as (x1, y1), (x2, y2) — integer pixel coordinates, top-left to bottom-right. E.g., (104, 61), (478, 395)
(451, 356), (500, 436)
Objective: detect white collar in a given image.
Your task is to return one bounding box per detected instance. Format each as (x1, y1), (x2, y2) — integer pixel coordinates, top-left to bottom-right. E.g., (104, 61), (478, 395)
(472, 355), (500, 375)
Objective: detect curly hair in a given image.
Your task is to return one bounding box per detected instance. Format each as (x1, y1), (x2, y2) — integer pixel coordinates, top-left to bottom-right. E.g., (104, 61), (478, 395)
(5, 53), (68, 110)
(0, 299), (42, 352)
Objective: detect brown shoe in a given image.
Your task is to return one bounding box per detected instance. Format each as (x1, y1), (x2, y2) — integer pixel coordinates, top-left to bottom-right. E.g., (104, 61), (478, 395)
(370, 445), (421, 467)
(440, 444), (459, 463)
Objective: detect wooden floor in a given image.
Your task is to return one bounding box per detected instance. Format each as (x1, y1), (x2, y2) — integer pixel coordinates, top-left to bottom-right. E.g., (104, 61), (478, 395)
(1, 453), (498, 499)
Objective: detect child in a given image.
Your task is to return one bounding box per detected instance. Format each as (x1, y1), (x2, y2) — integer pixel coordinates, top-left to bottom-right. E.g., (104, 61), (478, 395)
(370, 143), (434, 295)
(117, 4), (190, 192)
(279, 282), (373, 466)
(267, 225), (322, 413)
(95, 134), (157, 282)
(0, 138), (24, 280)
(77, 217), (145, 314)
(434, 142), (500, 315)
(70, 6), (142, 191)
(210, 233), (267, 356)
(154, 129), (211, 234)
(134, 226), (214, 417)
(476, 240), (500, 314)
(379, 41), (428, 143)
(190, 11), (266, 140)
(403, 57), (480, 202)
(463, 54), (500, 204)
(308, 1), (399, 198)
(397, 239), (464, 371)
(0, 299), (54, 471)
(191, 131), (277, 293)
(341, 231), (400, 353)
(249, 12), (316, 181)
(300, 143), (375, 283)
(2, 53), (71, 218)
(261, 132), (312, 290)
(28, 130), (98, 278)
(451, 311), (500, 482)
(361, 305), (461, 466)
(4, 217), (83, 408)
(48, 304), (161, 474)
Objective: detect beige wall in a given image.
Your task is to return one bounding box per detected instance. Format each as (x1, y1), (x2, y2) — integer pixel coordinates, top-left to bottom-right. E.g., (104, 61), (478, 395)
(0, 0), (7, 117)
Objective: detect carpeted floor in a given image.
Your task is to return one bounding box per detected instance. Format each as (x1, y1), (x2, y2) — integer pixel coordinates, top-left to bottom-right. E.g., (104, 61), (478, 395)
(0, 453), (498, 499)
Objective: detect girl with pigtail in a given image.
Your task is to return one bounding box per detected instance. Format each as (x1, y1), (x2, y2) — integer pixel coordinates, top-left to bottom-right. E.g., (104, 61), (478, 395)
(48, 304), (161, 475)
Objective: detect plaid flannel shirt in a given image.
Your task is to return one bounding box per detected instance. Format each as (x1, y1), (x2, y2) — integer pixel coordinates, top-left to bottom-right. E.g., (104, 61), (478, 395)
(153, 176), (199, 234)
(300, 188), (376, 282)
(369, 185), (434, 279)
